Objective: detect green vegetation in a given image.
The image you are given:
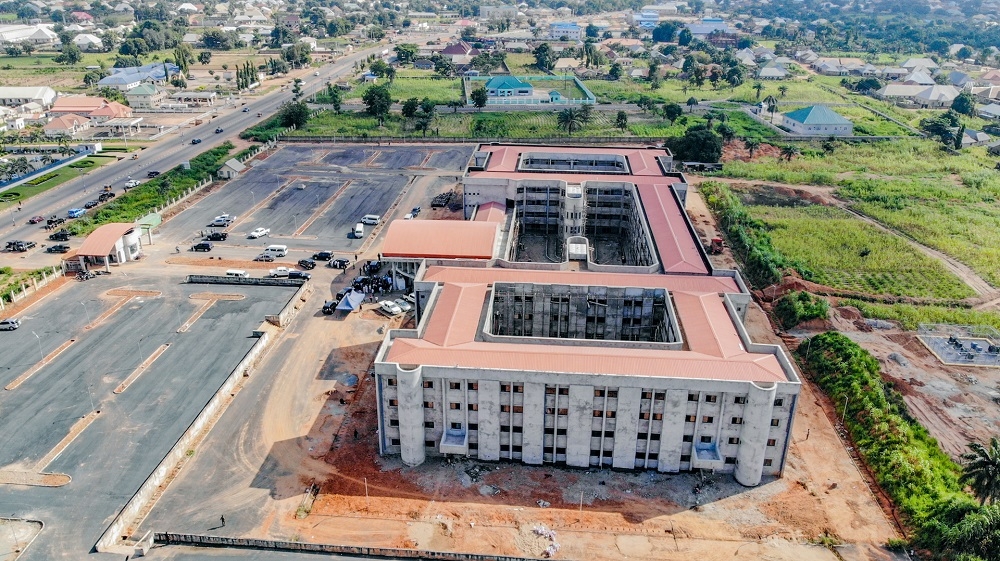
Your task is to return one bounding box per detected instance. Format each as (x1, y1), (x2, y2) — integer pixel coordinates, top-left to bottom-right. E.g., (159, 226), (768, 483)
(747, 205), (974, 299)
(0, 156), (117, 211)
(776, 104), (914, 137)
(844, 300), (1000, 331)
(67, 143), (233, 235)
(774, 291), (829, 329)
(797, 332), (994, 561)
(0, 266), (58, 304)
(584, 76), (846, 105)
(346, 77), (463, 105)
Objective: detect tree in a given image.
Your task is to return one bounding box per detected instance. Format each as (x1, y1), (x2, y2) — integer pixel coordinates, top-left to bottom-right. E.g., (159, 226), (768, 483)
(763, 94), (778, 119)
(952, 92), (977, 116)
(471, 87), (488, 111)
(394, 43), (418, 64)
(663, 102), (683, 124)
(678, 28), (692, 46)
(401, 97), (420, 119)
(325, 83), (342, 112)
(744, 137), (762, 159)
(447, 100), (463, 113)
(83, 71), (103, 87)
(686, 96), (698, 113)
(369, 59), (392, 78)
(778, 85), (788, 98)
(362, 84), (392, 126)
(461, 26), (476, 40)
(4, 45), (21, 57)
(533, 43), (556, 72)
(414, 114), (433, 137)
(54, 43), (83, 64)
(780, 145), (800, 162)
(119, 37), (149, 56)
(956, 124), (966, 149)
(652, 21), (679, 43)
(669, 126), (722, 162)
(726, 66), (745, 89)
(609, 62), (623, 80)
(557, 108), (584, 135)
(716, 123), (735, 143)
(962, 437), (1000, 505)
(434, 58), (456, 77)
(277, 101), (310, 129)
(615, 110), (628, 132)
(578, 103), (593, 124)
(753, 81), (765, 100)
(585, 24), (599, 38)
(20, 42), (33, 56)
(420, 98), (435, 116)
(957, 45), (974, 60)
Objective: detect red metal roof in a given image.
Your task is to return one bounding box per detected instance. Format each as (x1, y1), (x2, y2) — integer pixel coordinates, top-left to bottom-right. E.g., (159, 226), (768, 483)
(77, 223), (135, 256)
(473, 201), (506, 223)
(422, 266), (739, 293)
(636, 183), (708, 274)
(381, 220), (499, 259)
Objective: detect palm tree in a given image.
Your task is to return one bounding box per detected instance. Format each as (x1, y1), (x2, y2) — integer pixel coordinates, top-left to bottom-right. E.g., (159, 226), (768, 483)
(753, 81), (764, 100)
(780, 145), (800, 162)
(686, 96), (698, 113)
(744, 138), (761, 159)
(763, 94), (778, 121)
(961, 437), (1000, 505)
(557, 108), (584, 135)
(39, 154), (53, 166)
(778, 84), (788, 98)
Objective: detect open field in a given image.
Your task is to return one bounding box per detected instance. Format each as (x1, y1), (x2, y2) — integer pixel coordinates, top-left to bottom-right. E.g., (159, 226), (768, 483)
(585, 76), (847, 105)
(344, 76), (465, 105)
(770, 103), (915, 136)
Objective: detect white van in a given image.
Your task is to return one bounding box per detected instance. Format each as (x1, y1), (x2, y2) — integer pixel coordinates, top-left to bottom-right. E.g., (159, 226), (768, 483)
(225, 269), (249, 278)
(361, 214), (381, 225)
(263, 244), (288, 257)
(353, 223), (364, 238)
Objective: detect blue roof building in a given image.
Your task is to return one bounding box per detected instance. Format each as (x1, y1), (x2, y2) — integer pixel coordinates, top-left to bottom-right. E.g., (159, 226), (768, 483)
(485, 76), (533, 97)
(780, 105), (853, 136)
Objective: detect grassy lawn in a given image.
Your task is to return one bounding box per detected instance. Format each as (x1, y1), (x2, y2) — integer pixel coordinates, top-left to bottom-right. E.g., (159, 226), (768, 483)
(746, 204), (973, 299)
(346, 77), (464, 105)
(844, 300), (1000, 330)
(503, 53), (538, 74)
(774, 103), (915, 136)
(585, 76), (847, 105)
(0, 155), (118, 211)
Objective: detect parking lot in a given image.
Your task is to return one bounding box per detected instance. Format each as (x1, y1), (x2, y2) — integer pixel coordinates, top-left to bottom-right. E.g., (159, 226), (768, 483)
(0, 271), (297, 560)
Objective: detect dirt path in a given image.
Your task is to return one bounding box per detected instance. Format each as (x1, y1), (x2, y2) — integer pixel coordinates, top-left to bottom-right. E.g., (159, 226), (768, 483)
(689, 176), (998, 298)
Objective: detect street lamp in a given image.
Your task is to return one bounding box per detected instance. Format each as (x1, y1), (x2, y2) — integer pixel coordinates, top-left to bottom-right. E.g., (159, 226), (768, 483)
(30, 331), (42, 360)
(80, 301), (91, 326)
(249, 190), (255, 207)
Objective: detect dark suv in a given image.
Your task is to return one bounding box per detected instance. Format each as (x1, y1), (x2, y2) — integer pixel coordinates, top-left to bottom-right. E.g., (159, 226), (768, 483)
(288, 270), (311, 280)
(48, 230), (71, 241)
(328, 258), (350, 269)
(205, 231), (228, 241)
(191, 242), (213, 252)
(322, 300), (336, 314)
(312, 250), (333, 261)
(297, 258), (316, 270)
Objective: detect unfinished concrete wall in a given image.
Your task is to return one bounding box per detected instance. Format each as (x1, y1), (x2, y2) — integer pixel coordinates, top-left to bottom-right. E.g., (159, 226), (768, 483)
(735, 382), (777, 486)
(658, 389), (688, 472)
(521, 382), (545, 464)
(565, 385), (593, 467)
(395, 366), (426, 467)
(476, 380), (501, 461)
(611, 387), (641, 469)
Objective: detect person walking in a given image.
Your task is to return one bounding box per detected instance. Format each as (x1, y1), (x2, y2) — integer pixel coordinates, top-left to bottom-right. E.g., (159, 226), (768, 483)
(220, 515), (225, 527)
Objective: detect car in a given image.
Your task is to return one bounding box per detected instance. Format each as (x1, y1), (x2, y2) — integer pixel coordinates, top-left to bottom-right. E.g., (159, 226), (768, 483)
(312, 250), (333, 261)
(98, 192), (116, 202)
(394, 298), (412, 313)
(191, 242), (213, 252)
(84, 200), (100, 209)
(215, 128), (224, 133)
(67, 208), (85, 218)
(191, 138), (202, 145)
(314, 71), (320, 76)
(211, 214), (236, 227)
(379, 300), (402, 316)
(242, 107), (250, 112)
(46, 244), (70, 253)
(328, 258), (350, 269)
(297, 258), (316, 270)
(46, 216), (65, 226)
(403, 292), (416, 305)
(125, 179), (141, 188)
(257, 112), (262, 117)
(322, 300), (336, 314)
(336, 286), (353, 301)
(268, 267), (292, 278)
(28, 215), (44, 224)
(147, 171), (160, 178)
(0, 318), (20, 331)
(254, 253), (275, 262)
(247, 227), (270, 239)
(204, 231), (228, 241)
(48, 230), (70, 241)
(404, 213), (413, 220)
(411, 206), (421, 216)
(7, 240), (35, 252)
(288, 270), (312, 280)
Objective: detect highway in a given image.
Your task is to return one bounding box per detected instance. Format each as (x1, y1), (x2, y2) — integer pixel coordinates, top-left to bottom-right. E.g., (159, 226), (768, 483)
(0, 41), (392, 251)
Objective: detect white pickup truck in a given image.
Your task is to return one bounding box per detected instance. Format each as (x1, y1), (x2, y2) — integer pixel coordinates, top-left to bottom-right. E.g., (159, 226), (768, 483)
(211, 213), (236, 227)
(268, 267), (293, 278)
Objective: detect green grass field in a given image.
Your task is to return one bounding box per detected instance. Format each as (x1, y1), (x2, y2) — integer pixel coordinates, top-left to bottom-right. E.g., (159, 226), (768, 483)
(0, 155), (117, 211)
(775, 104), (915, 136)
(584, 75), (847, 105)
(346, 77), (464, 105)
(746, 204), (974, 299)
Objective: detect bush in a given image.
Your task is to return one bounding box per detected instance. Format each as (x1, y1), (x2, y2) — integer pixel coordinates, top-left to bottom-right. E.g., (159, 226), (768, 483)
(774, 291), (829, 329)
(26, 172), (57, 186)
(68, 159), (95, 168)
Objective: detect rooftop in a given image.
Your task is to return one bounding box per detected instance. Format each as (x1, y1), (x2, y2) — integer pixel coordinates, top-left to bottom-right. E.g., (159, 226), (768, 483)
(77, 223), (134, 256)
(782, 105), (852, 126)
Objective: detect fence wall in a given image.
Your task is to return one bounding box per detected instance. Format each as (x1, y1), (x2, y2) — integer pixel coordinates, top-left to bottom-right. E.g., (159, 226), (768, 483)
(0, 152), (88, 195)
(0, 266), (63, 309)
(155, 533), (542, 561)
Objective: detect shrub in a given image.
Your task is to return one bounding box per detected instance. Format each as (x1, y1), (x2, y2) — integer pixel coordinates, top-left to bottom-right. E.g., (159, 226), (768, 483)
(26, 172), (58, 186)
(774, 291), (829, 329)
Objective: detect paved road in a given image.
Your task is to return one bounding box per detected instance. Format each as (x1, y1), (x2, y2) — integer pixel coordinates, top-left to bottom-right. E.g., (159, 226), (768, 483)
(0, 41), (395, 252)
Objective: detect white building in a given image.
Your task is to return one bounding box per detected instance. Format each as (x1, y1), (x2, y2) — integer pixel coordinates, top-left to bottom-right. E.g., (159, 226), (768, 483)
(480, 5), (518, 20)
(373, 145), (801, 488)
(0, 86), (56, 108)
(781, 105), (853, 136)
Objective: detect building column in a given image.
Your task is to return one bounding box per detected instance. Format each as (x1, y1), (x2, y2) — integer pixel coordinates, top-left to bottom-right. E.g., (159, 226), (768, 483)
(476, 380), (501, 461)
(521, 382), (545, 464)
(611, 387), (641, 469)
(735, 382), (777, 486)
(565, 385), (593, 468)
(658, 389), (688, 472)
(395, 366), (426, 467)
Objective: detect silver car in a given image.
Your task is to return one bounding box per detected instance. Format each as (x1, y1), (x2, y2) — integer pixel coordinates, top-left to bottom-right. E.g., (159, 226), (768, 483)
(0, 318), (21, 330)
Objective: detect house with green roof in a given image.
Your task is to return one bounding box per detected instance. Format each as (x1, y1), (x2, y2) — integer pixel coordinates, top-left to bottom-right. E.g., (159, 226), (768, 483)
(125, 83), (166, 110)
(484, 76), (533, 97)
(780, 105), (853, 136)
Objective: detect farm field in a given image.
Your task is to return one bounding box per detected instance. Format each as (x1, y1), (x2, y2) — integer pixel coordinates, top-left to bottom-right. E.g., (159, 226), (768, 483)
(585, 75), (847, 104)
(294, 108), (777, 139)
(345, 76), (464, 105)
(745, 203), (974, 299)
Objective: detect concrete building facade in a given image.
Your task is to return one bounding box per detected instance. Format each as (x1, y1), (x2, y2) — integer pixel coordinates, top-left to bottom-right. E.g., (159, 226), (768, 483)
(372, 145), (801, 487)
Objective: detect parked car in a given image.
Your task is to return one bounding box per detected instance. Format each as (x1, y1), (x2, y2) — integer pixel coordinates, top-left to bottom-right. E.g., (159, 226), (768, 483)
(379, 300), (402, 316)
(28, 215), (44, 224)
(67, 208), (85, 218)
(268, 267), (292, 278)
(328, 258), (350, 269)
(403, 293), (416, 305)
(191, 138), (202, 144)
(191, 242), (213, 252)
(84, 200), (100, 209)
(242, 107), (250, 112)
(247, 227), (270, 239)
(98, 192), (116, 202)
(256, 112), (262, 117)
(394, 298), (413, 313)
(5, 240), (35, 252)
(46, 244), (70, 253)
(147, 171), (160, 178)
(411, 206), (421, 216)
(215, 128), (224, 133)
(0, 318), (20, 331)
(125, 180), (141, 188)
(297, 258), (316, 270)
(210, 214), (235, 227)
(288, 270), (312, 280)
(48, 230), (70, 241)
(312, 250), (333, 261)
(254, 253), (274, 262)
(46, 217), (65, 226)
(336, 286), (353, 301)
(322, 300), (336, 314)
(204, 231), (228, 241)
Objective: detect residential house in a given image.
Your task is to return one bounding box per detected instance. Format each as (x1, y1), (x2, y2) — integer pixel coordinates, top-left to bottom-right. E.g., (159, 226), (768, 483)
(903, 70), (936, 86)
(687, 18), (732, 39)
(49, 96), (109, 117)
(962, 129), (991, 147)
(440, 41), (480, 57)
(948, 71), (974, 87)
(781, 105), (853, 136)
(629, 67), (649, 79)
(87, 101), (132, 124)
(548, 22), (582, 40)
(793, 49), (819, 64)
(69, 11), (94, 23)
(757, 61), (788, 80)
(177, 2), (198, 12)
(97, 74), (142, 92)
(217, 158), (246, 179)
(125, 84), (166, 109)
(978, 103), (1000, 119)
(182, 32), (200, 44)
(879, 67), (909, 81)
(480, 5), (518, 19)
(554, 58), (580, 72)
(0, 86), (56, 108)
(103, 62), (180, 89)
(413, 59), (434, 70)
(503, 42), (530, 53)
(914, 84), (961, 107)
(632, 11), (660, 29)
(901, 57), (939, 70)
(44, 114), (90, 138)
(484, 76), (532, 97)
(981, 69), (1000, 85)
(72, 33), (103, 50)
